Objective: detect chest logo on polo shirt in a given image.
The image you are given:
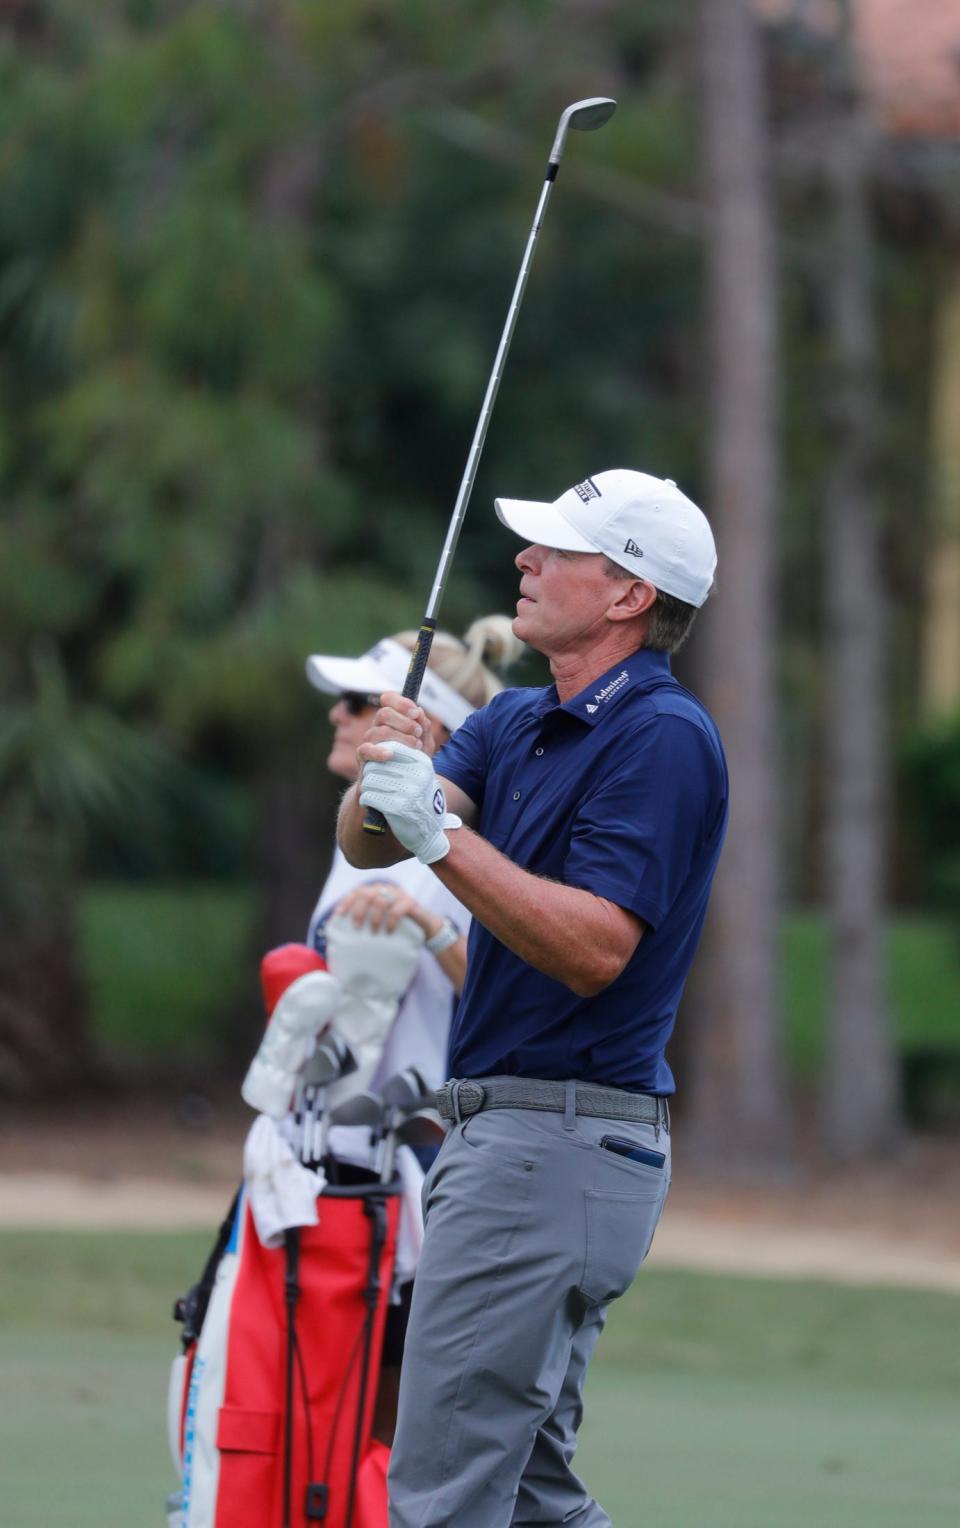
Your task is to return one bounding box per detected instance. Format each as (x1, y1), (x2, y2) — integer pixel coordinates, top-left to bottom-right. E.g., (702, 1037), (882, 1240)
(586, 703), (598, 714)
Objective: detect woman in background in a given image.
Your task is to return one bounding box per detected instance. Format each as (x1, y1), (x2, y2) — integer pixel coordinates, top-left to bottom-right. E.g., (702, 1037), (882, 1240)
(305, 615), (522, 1439)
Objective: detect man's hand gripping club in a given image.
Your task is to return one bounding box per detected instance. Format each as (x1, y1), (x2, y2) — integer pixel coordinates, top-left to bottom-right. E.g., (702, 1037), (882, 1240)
(356, 691), (462, 865)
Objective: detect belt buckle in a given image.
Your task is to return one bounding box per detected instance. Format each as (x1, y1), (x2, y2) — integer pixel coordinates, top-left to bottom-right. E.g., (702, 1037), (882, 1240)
(450, 1080), (485, 1123)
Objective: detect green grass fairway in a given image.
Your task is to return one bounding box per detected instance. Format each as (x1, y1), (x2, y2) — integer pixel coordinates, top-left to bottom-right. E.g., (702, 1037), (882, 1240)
(579, 1271), (960, 1526)
(2, 1232), (959, 1527)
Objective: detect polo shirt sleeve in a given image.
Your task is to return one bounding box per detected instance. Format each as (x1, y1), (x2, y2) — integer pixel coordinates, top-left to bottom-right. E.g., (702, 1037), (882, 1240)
(564, 714), (721, 931)
(433, 705), (489, 811)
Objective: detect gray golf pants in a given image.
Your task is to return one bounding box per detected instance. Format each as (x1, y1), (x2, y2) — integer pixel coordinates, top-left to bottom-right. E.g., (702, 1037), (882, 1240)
(387, 1097), (671, 1526)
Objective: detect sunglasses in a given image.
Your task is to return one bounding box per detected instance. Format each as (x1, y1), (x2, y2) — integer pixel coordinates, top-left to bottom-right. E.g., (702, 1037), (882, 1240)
(339, 692), (381, 716)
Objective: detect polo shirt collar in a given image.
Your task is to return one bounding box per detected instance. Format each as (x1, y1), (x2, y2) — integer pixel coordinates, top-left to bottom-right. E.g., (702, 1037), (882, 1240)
(558, 647), (672, 726)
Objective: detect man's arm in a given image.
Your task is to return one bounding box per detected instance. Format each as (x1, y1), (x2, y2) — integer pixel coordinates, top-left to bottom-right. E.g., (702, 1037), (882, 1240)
(347, 691), (643, 993)
(432, 827), (644, 998)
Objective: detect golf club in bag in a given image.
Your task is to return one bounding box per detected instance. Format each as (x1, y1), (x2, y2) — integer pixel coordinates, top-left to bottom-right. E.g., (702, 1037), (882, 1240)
(363, 95), (617, 836)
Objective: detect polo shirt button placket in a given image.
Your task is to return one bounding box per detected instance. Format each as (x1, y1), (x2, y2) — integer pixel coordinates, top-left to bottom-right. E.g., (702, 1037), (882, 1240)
(513, 791), (521, 802)
(535, 747), (544, 757)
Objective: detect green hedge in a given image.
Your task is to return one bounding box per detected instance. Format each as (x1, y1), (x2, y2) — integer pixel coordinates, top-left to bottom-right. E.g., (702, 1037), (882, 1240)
(79, 881), (257, 1060)
(784, 911), (960, 1076)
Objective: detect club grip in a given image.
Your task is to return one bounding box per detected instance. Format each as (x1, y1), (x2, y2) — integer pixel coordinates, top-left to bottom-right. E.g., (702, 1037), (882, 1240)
(362, 620), (437, 836)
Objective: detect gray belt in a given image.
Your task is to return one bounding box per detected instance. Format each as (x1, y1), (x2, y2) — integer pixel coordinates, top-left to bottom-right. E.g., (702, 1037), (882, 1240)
(435, 1076), (669, 1129)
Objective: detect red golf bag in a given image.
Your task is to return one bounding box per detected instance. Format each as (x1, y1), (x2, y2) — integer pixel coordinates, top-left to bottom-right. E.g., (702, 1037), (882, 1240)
(167, 1175), (400, 1528)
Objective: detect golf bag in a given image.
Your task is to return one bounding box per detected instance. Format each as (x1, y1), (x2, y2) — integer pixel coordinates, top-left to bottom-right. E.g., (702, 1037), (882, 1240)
(167, 1175), (400, 1528)
(164, 938), (423, 1528)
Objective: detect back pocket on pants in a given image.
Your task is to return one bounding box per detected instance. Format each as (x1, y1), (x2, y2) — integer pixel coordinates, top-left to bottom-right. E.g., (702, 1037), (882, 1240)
(579, 1188), (665, 1306)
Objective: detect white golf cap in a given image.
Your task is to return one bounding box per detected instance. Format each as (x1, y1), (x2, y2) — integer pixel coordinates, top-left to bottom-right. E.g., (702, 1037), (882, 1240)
(305, 637), (475, 732)
(495, 468), (717, 607)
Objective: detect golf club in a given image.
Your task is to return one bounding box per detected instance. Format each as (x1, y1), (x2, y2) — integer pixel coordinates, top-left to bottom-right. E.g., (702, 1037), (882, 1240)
(380, 1109), (446, 1184)
(316, 1041), (358, 1162)
(363, 94), (617, 835)
(327, 1089), (386, 1126)
(299, 1031), (357, 1163)
(327, 1089), (388, 1166)
(381, 1065), (432, 1113)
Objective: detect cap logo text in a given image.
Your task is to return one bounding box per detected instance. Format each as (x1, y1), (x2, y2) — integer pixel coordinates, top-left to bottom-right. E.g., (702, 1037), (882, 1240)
(624, 539), (643, 557)
(573, 477), (601, 504)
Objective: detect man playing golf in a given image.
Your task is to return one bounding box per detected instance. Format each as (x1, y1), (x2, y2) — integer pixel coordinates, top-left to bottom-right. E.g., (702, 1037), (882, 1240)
(338, 468), (728, 1526)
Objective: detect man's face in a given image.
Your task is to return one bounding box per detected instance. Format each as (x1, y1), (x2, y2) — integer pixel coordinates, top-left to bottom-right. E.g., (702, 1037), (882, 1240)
(513, 544), (618, 656)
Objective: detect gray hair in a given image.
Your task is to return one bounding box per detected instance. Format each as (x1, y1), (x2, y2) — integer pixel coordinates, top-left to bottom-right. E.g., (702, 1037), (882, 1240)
(601, 557), (702, 656)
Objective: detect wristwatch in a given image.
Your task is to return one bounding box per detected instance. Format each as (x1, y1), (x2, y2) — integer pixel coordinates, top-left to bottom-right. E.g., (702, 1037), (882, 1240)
(424, 917), (461, 955)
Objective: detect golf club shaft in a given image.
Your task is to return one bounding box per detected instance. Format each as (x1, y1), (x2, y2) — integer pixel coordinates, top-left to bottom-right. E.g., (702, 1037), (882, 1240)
(363, 126), (570, 835)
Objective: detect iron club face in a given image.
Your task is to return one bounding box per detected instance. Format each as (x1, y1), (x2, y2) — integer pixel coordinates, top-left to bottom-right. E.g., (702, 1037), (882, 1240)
(381, 1067), (432, 1114)
(549, 96), (617, 164)
(328, 1090), (386, 1131)
(302, 1031), (357, 1087)
(569, 96), (618, 131)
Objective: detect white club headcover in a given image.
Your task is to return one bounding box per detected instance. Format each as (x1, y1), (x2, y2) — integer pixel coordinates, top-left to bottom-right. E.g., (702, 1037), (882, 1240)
(241, 968), (342, 1117)
(324, 911), (424, 1049)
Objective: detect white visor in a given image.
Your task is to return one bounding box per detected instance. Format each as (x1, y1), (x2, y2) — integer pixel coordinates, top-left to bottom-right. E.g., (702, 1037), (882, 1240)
(305, 637), (475, 733)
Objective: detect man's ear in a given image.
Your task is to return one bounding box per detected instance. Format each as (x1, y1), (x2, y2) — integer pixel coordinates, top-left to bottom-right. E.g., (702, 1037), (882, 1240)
(608, 578), (657, 623)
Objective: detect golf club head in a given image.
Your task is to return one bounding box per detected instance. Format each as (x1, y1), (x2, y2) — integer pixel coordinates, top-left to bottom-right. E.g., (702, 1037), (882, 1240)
(394, 1112), (446, 1150)
(301, 1031), (357, 1086)
(328, 1090), (385, 1130)
(549, 96), (617, 164)
(381, 1066), (432, 1113)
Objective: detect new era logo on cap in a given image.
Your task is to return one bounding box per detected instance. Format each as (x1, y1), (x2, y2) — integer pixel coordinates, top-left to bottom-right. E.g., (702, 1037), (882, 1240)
(623, 539), (643, 557)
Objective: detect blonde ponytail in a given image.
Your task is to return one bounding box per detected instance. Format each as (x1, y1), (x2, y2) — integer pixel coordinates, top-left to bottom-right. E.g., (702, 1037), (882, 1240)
(393, 615), (524, 710)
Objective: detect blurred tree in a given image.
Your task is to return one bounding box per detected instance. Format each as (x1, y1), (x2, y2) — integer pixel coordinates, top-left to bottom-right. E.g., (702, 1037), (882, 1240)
(920, 266), (960, 716)
(0, 644), (179, 1091)
(818, 1), (902, 1158)
(0, 0), (706, 1082)
(686, 0), (791, 1164)
(0, 0), (949, 1110)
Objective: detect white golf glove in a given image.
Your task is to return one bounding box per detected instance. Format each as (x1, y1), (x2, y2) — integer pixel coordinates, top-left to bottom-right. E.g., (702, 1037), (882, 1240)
(359, 743), (462, 864)
(241, 969), (342, 1117)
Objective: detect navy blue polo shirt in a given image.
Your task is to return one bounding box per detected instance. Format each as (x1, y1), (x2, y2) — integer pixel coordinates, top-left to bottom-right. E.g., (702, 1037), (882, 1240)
(434, 647), (728, 1095)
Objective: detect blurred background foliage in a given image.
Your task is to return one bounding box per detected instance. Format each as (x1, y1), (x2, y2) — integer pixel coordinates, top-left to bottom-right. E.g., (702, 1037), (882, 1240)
(0, 0), (957, 1152)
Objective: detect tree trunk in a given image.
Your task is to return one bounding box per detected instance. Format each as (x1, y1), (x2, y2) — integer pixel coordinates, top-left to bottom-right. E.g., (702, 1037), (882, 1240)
(920, 259), (960, 719)
(240, 0), (333, 1038)
(818, 13), (902, 1161)
(685, 0), (791, 1164)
